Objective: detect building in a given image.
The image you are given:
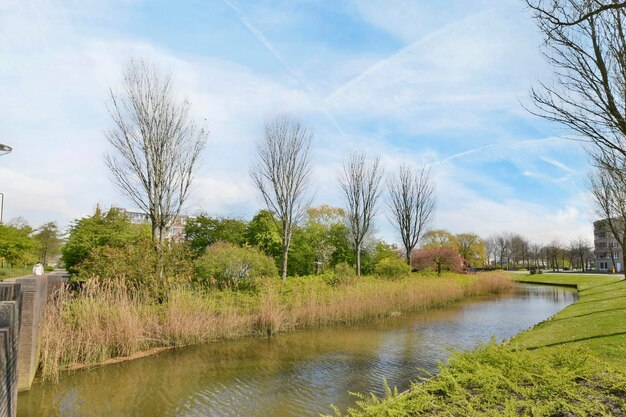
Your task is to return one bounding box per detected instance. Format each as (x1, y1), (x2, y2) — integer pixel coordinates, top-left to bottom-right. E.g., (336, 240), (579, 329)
(593, 219), (623, 272)
(115, 207), (190, 241)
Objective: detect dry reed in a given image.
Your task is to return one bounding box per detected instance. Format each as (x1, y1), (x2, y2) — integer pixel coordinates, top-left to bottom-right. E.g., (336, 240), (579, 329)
(39, 271), (512, 382)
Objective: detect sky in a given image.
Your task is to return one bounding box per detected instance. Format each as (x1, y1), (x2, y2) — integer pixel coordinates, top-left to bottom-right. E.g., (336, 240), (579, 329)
(0, 0), (595, 245)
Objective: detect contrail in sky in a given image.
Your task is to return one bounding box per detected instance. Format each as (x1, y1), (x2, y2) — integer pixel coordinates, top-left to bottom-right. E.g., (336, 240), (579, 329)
(221, 0), (346, 136)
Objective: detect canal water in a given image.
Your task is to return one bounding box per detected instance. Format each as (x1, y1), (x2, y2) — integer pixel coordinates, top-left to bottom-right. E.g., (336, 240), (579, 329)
(17, 283), (577, 417)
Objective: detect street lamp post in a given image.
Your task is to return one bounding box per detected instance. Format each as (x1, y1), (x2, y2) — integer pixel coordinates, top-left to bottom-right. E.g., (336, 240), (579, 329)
(0, 143), (12, 223)
(0, 144), (11, 156)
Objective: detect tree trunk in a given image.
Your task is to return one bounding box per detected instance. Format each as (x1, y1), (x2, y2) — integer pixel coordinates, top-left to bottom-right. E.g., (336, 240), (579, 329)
(281, 247), (288, 281)
(622, 240), (626, 280)
(355, 244), (361, 277)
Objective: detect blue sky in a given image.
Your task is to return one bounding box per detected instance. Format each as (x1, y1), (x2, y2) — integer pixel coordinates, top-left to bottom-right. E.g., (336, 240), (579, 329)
(0, 0), (593, 244)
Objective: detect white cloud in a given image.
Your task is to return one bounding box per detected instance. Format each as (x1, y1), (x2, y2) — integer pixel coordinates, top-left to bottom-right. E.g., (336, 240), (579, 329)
(0, 0), (598, 248)
(325, 7), (548, 136)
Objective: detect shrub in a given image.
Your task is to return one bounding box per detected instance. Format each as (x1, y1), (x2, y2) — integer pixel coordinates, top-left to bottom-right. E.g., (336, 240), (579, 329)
(411, 247), (463, 275)
(374, 256), (411, 279)
(322, 262), (356, 286)
(194, 242), (278, 290)
(77, 241), (194, 300)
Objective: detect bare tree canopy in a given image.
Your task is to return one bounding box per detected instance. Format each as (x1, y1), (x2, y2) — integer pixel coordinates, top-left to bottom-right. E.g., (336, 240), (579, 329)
(105, 59), (208, 244)
(339, 152), (384, 276)
(528, 0), (626, 27)
(250, 116), (313, 281)
(387, 164), (435, 265)
(527, 0), (626, 167)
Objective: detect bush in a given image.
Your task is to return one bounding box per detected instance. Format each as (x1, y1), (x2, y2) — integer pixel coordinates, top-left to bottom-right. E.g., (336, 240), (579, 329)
(321, 262), (356, 286)
(194, 242), (278, 290)
(44, 266), (54, 272)
(374, 256), (411, 279)
(77, 241), (194, 300)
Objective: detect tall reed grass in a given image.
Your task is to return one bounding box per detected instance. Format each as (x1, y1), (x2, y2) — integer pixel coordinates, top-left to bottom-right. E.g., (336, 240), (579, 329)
(39, 272), (512, 382)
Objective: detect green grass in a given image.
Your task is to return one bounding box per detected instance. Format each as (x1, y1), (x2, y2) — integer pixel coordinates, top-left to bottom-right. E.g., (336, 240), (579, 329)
(329, 343), (626, 417)
(510, 273), (626, 366)
(0, 267), (31, 280)
(331, 273), (626, 416)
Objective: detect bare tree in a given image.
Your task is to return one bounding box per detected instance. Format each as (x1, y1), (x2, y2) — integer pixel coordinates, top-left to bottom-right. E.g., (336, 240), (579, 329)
(495, 233), (512, 269)
(570, 237), (592, 271)
(590, 165), (626, 275)
(527, 1), (626, 174)
(529, 243), (544, 267)
(485, 236), (498, 266)
(387, 164), (435, 265)
(250, 116), (313, 281)
(340, 152), (384, 276)
(105, 59), (207, 244)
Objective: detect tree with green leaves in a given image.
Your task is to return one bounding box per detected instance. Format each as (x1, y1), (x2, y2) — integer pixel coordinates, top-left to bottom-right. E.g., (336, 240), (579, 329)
(287, 206), (353, 276)
(33, 222), (63, 266)
(61, 207), (150, 274)
(422, 229), (456, 249)
(245, 210), (283, 260)
(454, 233), (487, 268)
(0, 223), (37, 266)
(184, 214), (247, 257)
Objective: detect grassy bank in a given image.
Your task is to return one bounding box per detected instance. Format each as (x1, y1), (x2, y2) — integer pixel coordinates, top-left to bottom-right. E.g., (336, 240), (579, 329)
(0, 267), (31, 279)
(329, 343), (626, 417)
(39, 271), (512, 382)
(510, 274), (626, 366)
(331, 273), (626, 416)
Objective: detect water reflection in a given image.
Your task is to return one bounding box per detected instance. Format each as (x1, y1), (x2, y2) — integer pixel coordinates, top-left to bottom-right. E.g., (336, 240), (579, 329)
(17, 284), (577, 417)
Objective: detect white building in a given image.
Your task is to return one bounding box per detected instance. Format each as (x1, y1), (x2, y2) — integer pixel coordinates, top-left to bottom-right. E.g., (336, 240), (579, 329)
(114, 207), (190, 241)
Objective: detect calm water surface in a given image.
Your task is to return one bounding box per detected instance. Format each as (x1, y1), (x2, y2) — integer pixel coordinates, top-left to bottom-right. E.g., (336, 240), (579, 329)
(17, 283), (577, 417)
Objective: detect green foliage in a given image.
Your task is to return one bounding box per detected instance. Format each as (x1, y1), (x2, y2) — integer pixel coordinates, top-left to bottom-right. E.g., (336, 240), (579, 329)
(422, 229), (456, 249)
(454, 233), (486, 267)
(321, 262), (357, 286)
(184, 214), (247, 257)
(288, 209), (348, 275)
(77, 241), (194, 300)
(61, 207), (150, 274)
(288, 226), (317, 276)
(0, 223), (38, 265)
(33, 221), (63, 266)
(0, 267), (31, 279)
(374, 256), (411, 279)
(194, 241), (278, 290)
(330, 342), (626, 417)
(245, 210), (282, 259)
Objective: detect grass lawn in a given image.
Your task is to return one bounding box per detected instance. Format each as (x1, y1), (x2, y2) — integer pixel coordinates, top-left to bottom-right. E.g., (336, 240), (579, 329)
(0, 266), (31, 280)
(333, 273), (626, 416)
(510, 273), (626, 366)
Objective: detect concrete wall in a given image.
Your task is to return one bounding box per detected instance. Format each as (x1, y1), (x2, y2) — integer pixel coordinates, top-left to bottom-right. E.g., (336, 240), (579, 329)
(0, 282), (21, 417)
(12, 276), (48, 392)
(0, 272), (68, 416)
